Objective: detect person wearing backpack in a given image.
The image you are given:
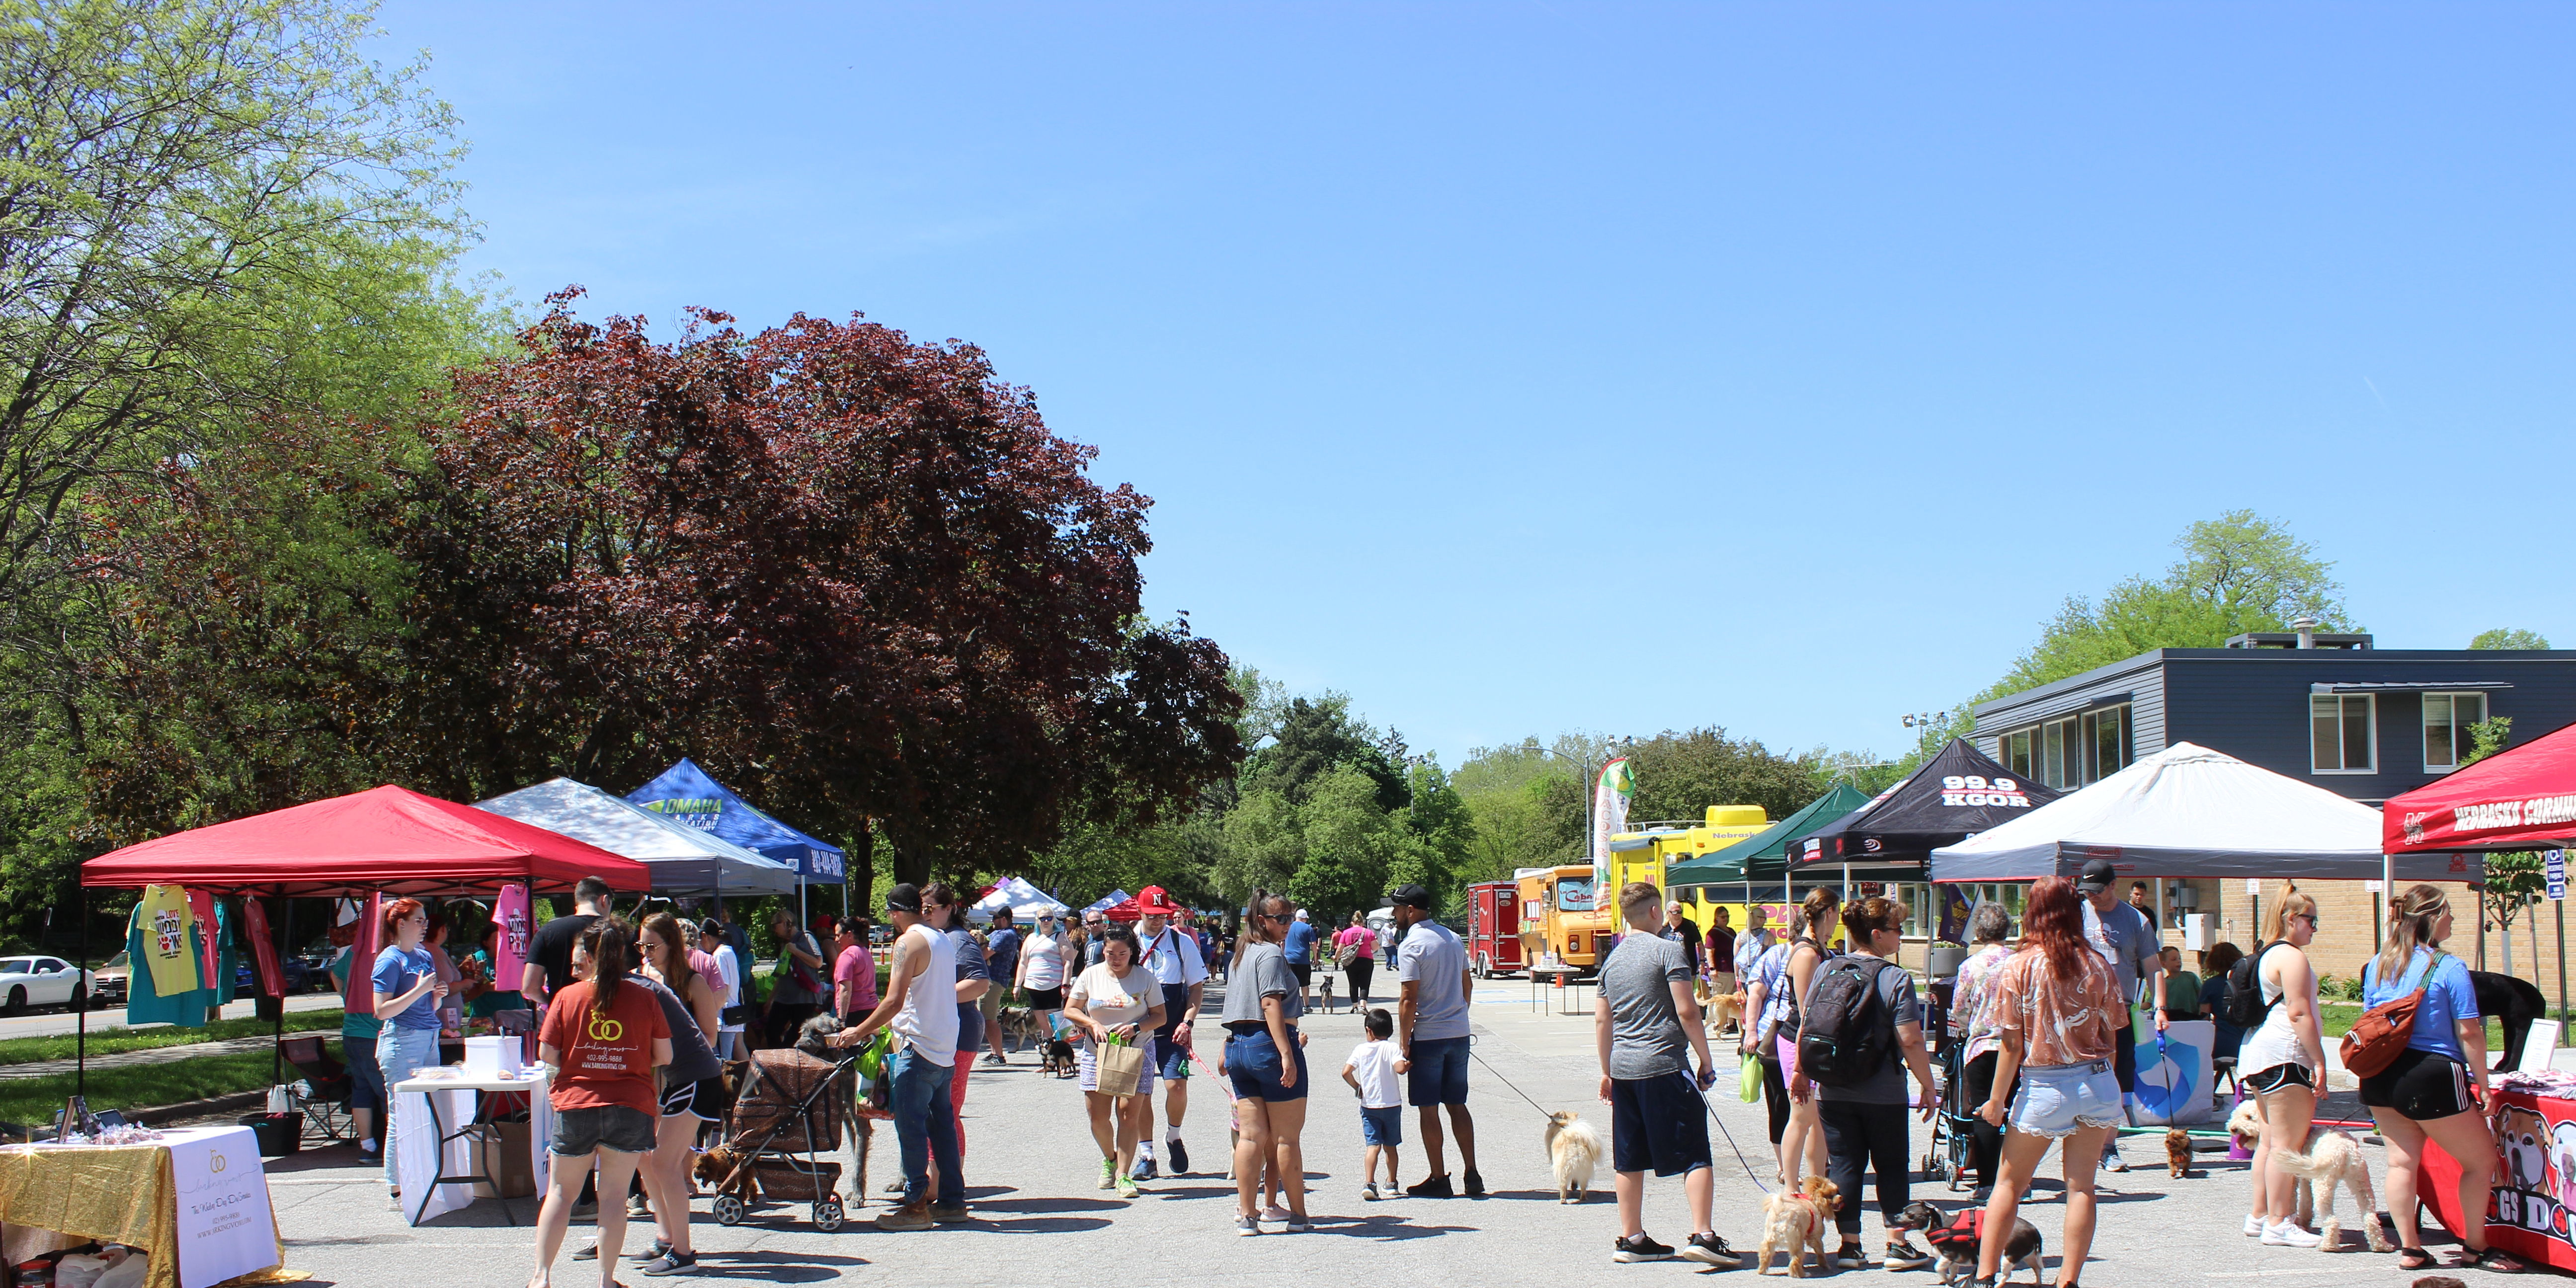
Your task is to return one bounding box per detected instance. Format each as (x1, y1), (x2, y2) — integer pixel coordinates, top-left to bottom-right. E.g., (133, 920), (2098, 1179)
(2356, 885), (2520, 1274)
(1790, 895), (1937, 1272)
(1763, 889), (1841, 1189)
(2231, 887), (2329, 1247)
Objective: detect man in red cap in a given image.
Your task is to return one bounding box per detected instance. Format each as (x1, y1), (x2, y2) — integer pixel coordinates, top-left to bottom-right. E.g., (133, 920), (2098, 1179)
(1129, 886), (1208, 1179)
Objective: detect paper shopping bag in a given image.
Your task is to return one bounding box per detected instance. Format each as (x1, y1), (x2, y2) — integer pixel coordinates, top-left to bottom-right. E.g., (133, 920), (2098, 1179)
(1095, 1039), (1147, 1097)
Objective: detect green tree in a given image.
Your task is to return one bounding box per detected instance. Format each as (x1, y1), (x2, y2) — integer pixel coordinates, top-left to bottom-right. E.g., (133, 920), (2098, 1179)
(2471, 629), (2552, 650)
(1623, 727), (1826, 826)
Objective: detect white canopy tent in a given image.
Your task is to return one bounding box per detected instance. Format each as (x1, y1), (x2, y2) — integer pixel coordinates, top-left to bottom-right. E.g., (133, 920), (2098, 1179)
(1929, 742), (2484, 884)
(477, 777), (803, 896)
(968, 877), (1071, 921)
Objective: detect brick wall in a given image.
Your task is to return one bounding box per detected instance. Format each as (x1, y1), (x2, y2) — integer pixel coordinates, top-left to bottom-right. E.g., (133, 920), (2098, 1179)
(2148, 877), (2570, 1011)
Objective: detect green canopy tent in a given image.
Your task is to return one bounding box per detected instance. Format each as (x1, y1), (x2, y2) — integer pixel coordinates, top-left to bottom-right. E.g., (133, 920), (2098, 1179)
(1668, 783), (1874, 886)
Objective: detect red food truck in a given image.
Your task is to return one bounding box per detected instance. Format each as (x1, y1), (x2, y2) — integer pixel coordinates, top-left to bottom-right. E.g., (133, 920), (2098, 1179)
(1466, 880), (1524, 978)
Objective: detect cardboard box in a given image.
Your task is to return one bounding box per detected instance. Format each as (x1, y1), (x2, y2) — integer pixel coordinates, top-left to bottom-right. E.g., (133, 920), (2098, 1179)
(473, 1120), (535, 1199)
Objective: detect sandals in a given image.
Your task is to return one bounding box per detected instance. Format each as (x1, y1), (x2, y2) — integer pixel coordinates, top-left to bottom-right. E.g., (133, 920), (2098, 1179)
(2398, 1249), (2437, 1271)
(2452, 1246), (2531, 1274)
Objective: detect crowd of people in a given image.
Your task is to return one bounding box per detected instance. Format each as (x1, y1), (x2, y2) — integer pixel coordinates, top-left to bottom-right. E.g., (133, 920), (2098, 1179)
(310, 860), (2541, 1285)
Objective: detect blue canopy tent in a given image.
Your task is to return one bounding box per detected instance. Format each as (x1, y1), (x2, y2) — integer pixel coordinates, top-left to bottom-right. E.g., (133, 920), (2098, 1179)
(627, 758), (847, 918)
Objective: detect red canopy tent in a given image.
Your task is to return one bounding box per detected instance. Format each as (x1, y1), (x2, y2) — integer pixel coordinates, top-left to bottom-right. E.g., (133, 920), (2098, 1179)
(2385, 718), (2576, 856)
(82, 785), (652, 897)
(1101, 895), (1144, 922)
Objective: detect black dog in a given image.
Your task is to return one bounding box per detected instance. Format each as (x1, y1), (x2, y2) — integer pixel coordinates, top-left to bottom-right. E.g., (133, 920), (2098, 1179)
(2472, 971), (2548, 1072)
(1892, 1201), (2042, 1287)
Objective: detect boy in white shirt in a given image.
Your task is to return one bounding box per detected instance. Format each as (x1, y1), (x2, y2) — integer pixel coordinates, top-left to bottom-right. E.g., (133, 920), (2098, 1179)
(1341, 1008), (1411, 1201)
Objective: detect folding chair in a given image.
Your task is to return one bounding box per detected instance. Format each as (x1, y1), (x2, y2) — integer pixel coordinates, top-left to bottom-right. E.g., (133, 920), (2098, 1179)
(280, 1035), (355, 1145)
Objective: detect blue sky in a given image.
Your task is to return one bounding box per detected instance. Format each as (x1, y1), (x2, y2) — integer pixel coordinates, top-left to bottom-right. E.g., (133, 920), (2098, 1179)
(371, 2), (2576, 766)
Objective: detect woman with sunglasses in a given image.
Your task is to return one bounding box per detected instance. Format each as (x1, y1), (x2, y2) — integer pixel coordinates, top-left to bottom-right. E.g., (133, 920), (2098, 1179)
(2237, 886), (2329, 1248)
(372, 897), (448, 1203)
(1224, 894), (1310, 1234)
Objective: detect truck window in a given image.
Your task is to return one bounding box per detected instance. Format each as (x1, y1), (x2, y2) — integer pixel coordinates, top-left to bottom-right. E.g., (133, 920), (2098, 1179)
(1556, 877), (1596, 912)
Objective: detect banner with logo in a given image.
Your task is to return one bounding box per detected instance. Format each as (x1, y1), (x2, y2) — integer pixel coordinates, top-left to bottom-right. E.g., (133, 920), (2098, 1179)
(1592, 757), (1633, 887)
(166, 1125), (281, 1288)
(2125, 1019), (2214, 1126)
(494, 883), (532, 991)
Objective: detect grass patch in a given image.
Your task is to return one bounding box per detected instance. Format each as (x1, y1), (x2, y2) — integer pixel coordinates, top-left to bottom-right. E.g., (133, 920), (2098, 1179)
(0, 1010), (345, 1067)
(2315, 1002), (2502, 1051)
(0, 1048), (298, 1131)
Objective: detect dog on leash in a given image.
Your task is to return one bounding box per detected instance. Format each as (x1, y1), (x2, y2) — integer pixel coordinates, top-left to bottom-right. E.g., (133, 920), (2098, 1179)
(996, 1006), (1047, 1052)
(1315, 974), (1336, 1015)
(1544, 1110), (1603, 1203)
(2166, 1127), (2196, 1178)
(1892, 1202), (2042, 1286)
(2225, 1099), (2393, 1251)
(1755, 1175), (1839, 1277)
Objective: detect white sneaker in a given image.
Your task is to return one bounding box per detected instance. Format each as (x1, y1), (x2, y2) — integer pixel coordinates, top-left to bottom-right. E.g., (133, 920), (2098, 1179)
(2243, 1213), (2266, 1237)
(1262, 1204), (1293, 1223)
(2261, 1221), (2323, 1248)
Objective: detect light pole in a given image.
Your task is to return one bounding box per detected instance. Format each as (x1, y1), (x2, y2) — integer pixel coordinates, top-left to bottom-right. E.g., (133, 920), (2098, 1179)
(1900, 710), (1954, 760)
(1532, 739), (1627, 867)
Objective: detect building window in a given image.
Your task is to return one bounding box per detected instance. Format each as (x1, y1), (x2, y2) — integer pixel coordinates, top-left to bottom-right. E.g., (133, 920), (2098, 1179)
(2091, 705), (2132, 780)
(2423, 692), (2488, 771)
(2311, 693), (2376, 773)
(2002, 730), (2033, 779)
(2001, 704), (2132, 790)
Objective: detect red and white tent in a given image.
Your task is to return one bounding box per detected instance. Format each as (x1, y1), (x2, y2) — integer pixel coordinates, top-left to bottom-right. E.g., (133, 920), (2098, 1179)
(2385, 718), (2576, 856)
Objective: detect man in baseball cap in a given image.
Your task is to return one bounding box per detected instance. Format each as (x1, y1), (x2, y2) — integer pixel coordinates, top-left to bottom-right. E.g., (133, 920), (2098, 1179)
(1127, 886), (1207, 1179)
(1387, 883), (1483, 1198)
(828, 882), (965, 1227)
(2075, 859), (2161, 1172)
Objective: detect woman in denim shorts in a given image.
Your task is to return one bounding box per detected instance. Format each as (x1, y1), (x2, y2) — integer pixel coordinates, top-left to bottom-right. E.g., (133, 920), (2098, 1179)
(1970, 878), (2123, 1288)
(531, 919), (673, 1288)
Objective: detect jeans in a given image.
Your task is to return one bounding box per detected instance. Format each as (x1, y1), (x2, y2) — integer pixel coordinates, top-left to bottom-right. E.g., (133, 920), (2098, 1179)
(377, 1023), (441, 1191)
(888, 1047), (962, 1208)
(1818, 1099), (1911, 1238)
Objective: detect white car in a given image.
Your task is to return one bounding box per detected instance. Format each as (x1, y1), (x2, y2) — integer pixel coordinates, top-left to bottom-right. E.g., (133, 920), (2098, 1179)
(0, 956), (92, 1013)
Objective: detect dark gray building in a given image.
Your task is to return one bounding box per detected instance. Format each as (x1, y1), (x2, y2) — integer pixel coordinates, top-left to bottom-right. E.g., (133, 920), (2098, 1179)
(1970, 632), (2576, 804)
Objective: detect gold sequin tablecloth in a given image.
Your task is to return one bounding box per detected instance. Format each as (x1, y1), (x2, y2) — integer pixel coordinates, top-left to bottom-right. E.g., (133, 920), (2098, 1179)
(0, 1130), (294, 1288)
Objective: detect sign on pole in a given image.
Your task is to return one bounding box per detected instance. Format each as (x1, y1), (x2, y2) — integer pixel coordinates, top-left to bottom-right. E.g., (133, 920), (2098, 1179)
(2548, 850), (2567, 903)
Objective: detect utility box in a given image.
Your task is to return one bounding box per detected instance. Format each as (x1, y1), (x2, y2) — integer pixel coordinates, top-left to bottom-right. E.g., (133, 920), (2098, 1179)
(2182, 913), (2211, 951)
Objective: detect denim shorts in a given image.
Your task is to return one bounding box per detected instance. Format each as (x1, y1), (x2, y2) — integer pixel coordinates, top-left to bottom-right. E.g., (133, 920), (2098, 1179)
(1407, 1036), (1470, 1107)
(2009, 1060), (2124, 1138)
(1224, 1029), (1308, 1102)
(1362, 1105), (1403, 1146)
(552, 1104), (657, 1156)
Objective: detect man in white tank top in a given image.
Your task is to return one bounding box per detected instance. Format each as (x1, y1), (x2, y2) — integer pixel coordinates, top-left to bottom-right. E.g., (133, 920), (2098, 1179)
(831, 882), (960, 1227)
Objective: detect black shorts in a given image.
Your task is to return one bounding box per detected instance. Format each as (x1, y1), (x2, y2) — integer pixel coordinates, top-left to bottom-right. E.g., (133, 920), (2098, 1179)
(2360, 1047), (2476, 1121)
(1291, 963), (1313, 986)
(2242, 1062), (2316, 1096)
(1025, 986), (1064, 1009)
(660, 1074), (725, 1121)
(1610, 1072), (1713, 1177)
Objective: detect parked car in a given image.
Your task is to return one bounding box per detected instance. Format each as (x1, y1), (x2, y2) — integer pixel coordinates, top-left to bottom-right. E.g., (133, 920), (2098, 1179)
(89, 951), (129, 1008)
(0, 956), (92, 1013)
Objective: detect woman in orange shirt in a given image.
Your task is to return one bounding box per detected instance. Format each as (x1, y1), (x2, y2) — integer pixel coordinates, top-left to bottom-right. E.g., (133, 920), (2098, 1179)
(529, 918), (671, 1288)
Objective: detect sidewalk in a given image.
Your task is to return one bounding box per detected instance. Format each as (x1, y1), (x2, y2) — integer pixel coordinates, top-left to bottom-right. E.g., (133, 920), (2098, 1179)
(0, 1033), (285, 1081)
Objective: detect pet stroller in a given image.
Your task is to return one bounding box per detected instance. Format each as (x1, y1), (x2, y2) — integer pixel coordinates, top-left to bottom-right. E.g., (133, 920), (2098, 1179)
(708, 1047), (860, 1232)
(1923, 1038), (1978, 1192)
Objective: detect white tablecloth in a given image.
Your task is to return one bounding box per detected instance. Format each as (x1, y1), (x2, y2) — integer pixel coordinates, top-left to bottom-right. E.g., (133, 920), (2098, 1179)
(391, 1068), (553, 1225)
(164, 1126), (280, 1288)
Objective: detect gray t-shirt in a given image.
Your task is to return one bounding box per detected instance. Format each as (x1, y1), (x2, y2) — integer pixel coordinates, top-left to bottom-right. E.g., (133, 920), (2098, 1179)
(1603, 932), (1693, 1080)
(1221, 940), (1303, 1027)
(1810, 955), (1922, 1105)
(2083, 898), (2161, 1007)
(1396, 921), (1471, 1041)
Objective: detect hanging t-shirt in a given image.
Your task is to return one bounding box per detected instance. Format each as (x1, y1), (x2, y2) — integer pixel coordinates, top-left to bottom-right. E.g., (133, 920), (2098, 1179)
(540, 977), (672, 1116)
(136, 886), (200, 997)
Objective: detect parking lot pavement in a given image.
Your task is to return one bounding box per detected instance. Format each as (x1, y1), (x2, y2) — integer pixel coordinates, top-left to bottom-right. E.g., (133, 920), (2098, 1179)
(266, 982), (2488, 1287)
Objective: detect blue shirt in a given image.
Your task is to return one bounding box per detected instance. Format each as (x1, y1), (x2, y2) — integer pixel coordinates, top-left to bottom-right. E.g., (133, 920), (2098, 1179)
(2197, 973), (2243, 1061)
(1283, 919), (1318, 965)
(371, 945), (441, 1031)
(949, 927), (989, 1055)
(985, 927), (1021, 983)
(2362, 947), (2480, 1063)
(1395, 920), (1471, 1041)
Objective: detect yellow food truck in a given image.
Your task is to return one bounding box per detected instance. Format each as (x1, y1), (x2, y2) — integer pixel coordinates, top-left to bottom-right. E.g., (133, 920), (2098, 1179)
(1515, 806), (1771, 974)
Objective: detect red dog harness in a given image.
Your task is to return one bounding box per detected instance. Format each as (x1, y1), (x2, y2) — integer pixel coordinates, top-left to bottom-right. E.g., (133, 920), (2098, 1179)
(1924, 1208), (1984, 1256)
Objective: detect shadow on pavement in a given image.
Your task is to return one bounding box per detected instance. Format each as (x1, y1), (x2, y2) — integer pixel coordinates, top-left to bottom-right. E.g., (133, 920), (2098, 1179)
(966, 1216), (1115, 1234)
(1307, 1214), (1472, 1240)
(960, 1195), (1123, 1213)
(644, 1250), (869, 1282)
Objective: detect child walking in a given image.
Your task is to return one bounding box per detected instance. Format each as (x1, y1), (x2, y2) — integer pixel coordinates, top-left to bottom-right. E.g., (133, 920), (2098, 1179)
(1343, 1008), (1409, 1200)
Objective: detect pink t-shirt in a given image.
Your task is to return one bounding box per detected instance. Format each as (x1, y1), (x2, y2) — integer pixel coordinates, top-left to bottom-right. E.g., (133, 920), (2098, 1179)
(1336, 926), (1372, 955)
(835, 944), (878, 1016)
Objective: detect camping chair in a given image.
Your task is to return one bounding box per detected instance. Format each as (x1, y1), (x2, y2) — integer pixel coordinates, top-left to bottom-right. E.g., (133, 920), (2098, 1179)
(279, 1035), (355, 1145)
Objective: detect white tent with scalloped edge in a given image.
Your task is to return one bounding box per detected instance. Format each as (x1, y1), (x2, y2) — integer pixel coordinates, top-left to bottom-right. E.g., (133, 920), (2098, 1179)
(968, 877), (1070, 921)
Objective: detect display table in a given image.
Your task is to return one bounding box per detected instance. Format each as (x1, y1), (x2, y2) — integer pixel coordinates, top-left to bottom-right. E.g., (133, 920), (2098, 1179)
(392, 1067), (553, 1226)
(0, 1125), (284, 1288)
(2422, 1084), (2576, 1272)
(1530, 966), (1590, 1016)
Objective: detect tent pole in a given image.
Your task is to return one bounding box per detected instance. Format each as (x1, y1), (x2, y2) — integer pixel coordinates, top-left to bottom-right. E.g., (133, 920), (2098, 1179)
(273, 889), (289, 1085)
(2557, 891), (2568, 1024)
(76, 884), (88, 1100)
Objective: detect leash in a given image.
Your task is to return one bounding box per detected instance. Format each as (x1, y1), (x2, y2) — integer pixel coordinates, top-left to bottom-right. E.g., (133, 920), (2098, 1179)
(1683, 1068), (1774, 1196)
(1464, 1036), (1560, 1120)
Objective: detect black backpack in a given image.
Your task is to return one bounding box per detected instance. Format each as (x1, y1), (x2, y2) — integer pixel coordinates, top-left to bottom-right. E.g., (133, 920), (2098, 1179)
(2223, 943), (2279, 1028)
(1797, 955), (1897, 1088)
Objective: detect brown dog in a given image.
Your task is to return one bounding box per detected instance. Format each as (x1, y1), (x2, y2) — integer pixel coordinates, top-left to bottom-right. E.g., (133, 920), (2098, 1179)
(1756, 1175), (1840, 1277)
(693, 1143), (760, 1204)
(2166, 1127), (2195, 1178)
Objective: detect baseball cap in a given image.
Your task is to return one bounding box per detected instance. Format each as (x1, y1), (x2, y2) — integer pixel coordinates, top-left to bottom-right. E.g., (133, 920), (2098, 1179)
(1386, 883), (1434, 910)
(885, 883), (924, 913)
(1136, 886), (1181, 916)
(1293, 908), (1309, 921)
(2075, 860), (2117, 894)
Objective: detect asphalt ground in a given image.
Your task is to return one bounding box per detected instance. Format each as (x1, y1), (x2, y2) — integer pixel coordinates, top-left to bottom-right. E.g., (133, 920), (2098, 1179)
(257, 974), (2494, 1287)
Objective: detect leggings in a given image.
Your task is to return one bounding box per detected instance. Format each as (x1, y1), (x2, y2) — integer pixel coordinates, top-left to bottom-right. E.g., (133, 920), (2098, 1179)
(1962, 1050), (2015, 1189)
(1345, 958), (1375, 1003)
(1761, 1054), (1791, 1145)
(1818, 1099), (1911, 1238)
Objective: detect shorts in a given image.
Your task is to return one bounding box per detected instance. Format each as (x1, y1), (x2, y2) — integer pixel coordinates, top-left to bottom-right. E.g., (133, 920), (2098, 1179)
(2008, 1060), (2124, 1139)
(1407, 1036), (1470, 1107)
(2360, 1047), (2476, 1121)
(1025, 985), (1065, 1010)
(1156, 1040), (1192, 1081)
(1611, 1072), (1713, 1177)
(1224, 1029), (1308, 1103)
(1076, 1038), (1160, 1097)
(1291, 963), (1313, 987)
(660, 1075), (725, 1121)
(552, 1104), (656, 1156)
(2242, 1062), (2317, 1096)
(1362, 1105), (1403, 1147)
(978, 987), (1006, 1020)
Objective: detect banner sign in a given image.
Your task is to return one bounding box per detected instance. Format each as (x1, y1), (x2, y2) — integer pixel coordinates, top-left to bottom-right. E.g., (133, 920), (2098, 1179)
(495, 884), (532, 989)
(2126, 1019), (2214, 1126)
(167, 1126), (281, 1288)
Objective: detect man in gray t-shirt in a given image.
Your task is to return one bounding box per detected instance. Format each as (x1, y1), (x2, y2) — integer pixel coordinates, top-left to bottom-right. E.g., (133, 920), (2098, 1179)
(1602, 927), (1699, 1080)
(1595, 884), (1730, 1265)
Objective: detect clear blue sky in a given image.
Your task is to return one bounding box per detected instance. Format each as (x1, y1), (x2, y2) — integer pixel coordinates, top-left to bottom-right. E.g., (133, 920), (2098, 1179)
(371, 2), (2576, 766)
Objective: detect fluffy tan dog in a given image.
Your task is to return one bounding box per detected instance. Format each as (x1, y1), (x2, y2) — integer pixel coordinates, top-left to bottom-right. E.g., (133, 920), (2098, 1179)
(2225, 1099), (2392, 1252)
(1756, 1175), (1840, 1277)
(1546, 1110), (1604, 1203)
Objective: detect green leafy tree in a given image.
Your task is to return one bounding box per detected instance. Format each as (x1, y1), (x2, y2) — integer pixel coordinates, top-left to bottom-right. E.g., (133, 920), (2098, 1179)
(2471, 629), (2552, 650)
(1622, 727), (1827, 826)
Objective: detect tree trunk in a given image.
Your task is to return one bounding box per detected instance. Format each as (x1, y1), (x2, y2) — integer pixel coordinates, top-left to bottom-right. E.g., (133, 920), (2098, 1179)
(893, 842), (932, 891)
(844, 817), (876, 912)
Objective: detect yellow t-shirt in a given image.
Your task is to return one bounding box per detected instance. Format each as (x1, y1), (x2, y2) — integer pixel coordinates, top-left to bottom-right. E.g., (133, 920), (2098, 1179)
(136, 885), (201, 996)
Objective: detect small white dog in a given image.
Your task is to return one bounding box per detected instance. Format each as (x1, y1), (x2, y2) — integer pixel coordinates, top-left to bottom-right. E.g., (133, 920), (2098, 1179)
(2226, 1099), (2394, 1252)
(1546, 1110), (1603, 1204)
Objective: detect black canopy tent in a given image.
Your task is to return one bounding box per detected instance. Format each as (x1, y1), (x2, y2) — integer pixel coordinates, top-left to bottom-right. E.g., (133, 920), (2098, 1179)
(1794, 738), (2068, 881)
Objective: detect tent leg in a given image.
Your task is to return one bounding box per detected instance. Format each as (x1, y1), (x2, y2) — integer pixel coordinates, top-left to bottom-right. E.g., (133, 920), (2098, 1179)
(77, 885), (88, 1101)
(2558, 895), (2568, 1024)
(273, 890), (289, 1086)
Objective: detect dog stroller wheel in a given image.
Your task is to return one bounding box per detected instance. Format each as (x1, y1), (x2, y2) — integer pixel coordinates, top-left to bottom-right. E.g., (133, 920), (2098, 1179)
(813, 1197), (845, 1232)
(1946, 1161), (1967, 1191)
(713, 1194), (745, 1225)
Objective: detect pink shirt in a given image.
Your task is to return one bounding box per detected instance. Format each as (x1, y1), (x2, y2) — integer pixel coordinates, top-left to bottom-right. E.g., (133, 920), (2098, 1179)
(835, 944), (878, 1016)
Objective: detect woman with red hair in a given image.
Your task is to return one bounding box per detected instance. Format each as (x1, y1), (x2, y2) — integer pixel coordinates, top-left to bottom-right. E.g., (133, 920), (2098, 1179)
(1970, 878), (2121, 1288)
(372, 897), (450, 1202)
